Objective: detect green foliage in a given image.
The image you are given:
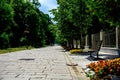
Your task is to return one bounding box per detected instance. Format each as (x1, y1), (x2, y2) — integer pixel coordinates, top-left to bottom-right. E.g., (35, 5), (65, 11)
(0, 0), (53, 49)
(50, 0), (120, 47)
(51, 0), (92, 47)
(0, 46), (34, 54)
(86, 0), (120, 26)
(0, 0), (14, 48)
(70, 49), (83, 54)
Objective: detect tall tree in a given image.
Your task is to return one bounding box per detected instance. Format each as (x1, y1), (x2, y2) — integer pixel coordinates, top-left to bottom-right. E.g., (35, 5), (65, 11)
(51, 0), (91, 48)
(0, 0), (54, 49)
(86, 0), (120, 26)
(0, 0), (14, 48)
(12, 0), (53, 47)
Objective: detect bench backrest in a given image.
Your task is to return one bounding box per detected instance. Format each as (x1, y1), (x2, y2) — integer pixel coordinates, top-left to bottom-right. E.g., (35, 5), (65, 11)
(97, 40), (103, 51)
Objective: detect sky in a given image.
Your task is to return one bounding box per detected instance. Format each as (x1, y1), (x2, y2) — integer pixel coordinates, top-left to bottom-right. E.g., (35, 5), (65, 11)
(39, 0), (58, 17)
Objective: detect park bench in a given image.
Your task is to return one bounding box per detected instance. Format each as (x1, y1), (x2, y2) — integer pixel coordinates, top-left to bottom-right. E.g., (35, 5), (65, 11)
(88, 40), (103, 60)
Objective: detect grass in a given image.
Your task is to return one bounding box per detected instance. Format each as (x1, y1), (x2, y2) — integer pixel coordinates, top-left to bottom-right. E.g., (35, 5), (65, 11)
(0, 46), (34, 54)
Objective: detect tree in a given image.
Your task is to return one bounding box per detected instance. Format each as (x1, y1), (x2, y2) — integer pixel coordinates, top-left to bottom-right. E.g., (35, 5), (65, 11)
(0, 0), (14, 48)
(86, 0), (120, 26)
(31, 0), (41, 8)
(12, 0), (53, 47)
(51, 0), (92, 48)
(0, 0), (54, 49)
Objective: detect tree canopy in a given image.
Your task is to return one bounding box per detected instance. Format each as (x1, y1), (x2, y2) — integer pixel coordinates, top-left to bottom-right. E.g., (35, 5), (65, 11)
(0, 0), (54, 48)
(50, 0), (91, 47)
(86, 0), (120, 26)
(50, 0), (120, 47)
(1, 0), (120, 48)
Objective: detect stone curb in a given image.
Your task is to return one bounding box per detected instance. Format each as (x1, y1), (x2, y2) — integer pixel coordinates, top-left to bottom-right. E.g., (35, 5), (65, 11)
(64, 51), (90, 80)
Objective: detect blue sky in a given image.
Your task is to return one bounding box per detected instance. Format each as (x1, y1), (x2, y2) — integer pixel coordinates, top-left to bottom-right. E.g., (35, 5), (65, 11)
(39, 0), (58, 17)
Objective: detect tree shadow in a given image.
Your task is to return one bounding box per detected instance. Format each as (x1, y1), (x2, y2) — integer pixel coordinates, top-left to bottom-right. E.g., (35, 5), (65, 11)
(69, 52), (90, 56)
(86, 53), (119, 61)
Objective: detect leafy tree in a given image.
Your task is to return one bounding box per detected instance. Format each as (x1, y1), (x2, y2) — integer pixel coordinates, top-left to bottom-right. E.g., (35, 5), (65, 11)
(0, 0), (14, 48)
(51, 0), (91, 48)
(12, 0), (53, 47)
(0, 0), (53, 49)
(31, 0), (41, 8)
(0, 0), (54, 49)
(86, 0), (120, 26)
(11, 0), (27, 47)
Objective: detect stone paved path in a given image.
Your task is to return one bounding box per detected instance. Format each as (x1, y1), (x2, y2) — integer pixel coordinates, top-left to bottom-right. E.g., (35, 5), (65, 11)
(0, 46), (89, 80)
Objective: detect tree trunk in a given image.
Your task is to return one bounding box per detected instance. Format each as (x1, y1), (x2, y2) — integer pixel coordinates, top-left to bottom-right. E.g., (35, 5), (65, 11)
(76, 39), (78, 48)
(71, 39), (74, 49)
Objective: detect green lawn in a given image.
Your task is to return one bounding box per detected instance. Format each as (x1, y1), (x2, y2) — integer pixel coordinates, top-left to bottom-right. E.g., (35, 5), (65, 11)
(0, 46), (33, 54)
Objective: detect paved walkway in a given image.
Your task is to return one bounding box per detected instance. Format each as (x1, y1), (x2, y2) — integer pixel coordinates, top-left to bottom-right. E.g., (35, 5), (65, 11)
(0, 46), (89, 80)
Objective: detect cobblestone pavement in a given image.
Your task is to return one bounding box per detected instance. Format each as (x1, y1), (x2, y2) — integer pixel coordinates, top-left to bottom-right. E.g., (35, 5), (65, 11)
(0, 46), (89, 80)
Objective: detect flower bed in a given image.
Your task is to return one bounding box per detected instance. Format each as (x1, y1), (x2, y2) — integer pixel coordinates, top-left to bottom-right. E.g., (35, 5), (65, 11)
(87, 58), (120, 79)
(70, 49), (83, 54)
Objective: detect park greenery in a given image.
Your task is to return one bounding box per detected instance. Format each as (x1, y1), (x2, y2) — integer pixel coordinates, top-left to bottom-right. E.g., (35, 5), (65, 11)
(0, 0), (56, 49)
(0, 46), (33, 54)
(0, 0), (120, 50)
(50, 0), (120, 49)
(70, 49), (84, 54)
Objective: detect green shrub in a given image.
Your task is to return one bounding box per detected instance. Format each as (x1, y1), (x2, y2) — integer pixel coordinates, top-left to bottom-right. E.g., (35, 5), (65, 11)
(70, 49), (83, 54)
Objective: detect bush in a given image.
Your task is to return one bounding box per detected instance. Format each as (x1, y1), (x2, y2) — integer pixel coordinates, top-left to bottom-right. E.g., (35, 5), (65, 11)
(70, 49), (83, 54)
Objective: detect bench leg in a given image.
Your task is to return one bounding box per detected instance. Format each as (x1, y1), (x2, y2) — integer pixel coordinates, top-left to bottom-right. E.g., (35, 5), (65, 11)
(96, 52), (99, 59)
(90, 52), (92, 57)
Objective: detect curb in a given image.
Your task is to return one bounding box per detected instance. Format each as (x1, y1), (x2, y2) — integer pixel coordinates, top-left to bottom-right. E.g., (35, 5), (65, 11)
(64, 51), (90, 80)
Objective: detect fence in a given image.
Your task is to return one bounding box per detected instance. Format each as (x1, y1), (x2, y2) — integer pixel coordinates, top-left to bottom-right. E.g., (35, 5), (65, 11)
(69, 27), (120, 49)
(92, 33), (100, 50)
(102, 30), (116, 48)
(85, 27), (120, 49)
(118, 27), (120, 48)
